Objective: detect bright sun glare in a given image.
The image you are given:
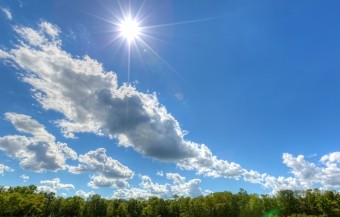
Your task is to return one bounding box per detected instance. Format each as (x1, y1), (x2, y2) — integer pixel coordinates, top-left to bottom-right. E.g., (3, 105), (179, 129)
(119, 17), (141, 43)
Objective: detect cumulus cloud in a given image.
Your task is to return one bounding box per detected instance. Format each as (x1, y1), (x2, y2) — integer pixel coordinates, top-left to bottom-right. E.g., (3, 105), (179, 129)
(281, 152), (340, 189)
(282, 153), (321, 188)
(0, 113), (77, 172)
(68, 148), (133, 188)
(0, 20), (245, 180)
(0, 8), (12, 20)
(0, 21), (197, 161)
(320, 152), (340, 188)
(113, 173), (202, 199)
(88, 175), (130, 189)
(76, 190), (95, 199)
(243, 153), (340, 192)
(177, 144), (244, 179)
(0, 163), (13, 175)
(321, 152), (340, 165)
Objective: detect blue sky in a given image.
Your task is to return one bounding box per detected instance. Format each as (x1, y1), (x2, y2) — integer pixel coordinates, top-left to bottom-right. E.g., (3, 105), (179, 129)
(0, 0), (340, 198)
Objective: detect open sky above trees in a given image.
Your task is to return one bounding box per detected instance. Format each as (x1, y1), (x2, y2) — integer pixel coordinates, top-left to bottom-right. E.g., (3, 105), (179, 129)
(0, 0), (340, 199)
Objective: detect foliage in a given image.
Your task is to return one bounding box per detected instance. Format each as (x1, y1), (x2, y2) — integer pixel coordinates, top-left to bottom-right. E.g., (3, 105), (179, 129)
(0, 185), (339, 217)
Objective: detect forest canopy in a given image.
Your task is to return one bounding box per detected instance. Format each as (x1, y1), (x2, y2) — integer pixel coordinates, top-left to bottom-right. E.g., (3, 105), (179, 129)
(0, 185), (339, 217)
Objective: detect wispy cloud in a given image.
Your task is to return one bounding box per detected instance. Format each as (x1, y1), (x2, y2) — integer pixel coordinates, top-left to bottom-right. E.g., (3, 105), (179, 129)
(0, 8), (12, 20)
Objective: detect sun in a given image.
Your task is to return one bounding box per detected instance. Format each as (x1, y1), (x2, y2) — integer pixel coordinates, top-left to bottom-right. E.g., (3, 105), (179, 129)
(118, 16), (141, 43)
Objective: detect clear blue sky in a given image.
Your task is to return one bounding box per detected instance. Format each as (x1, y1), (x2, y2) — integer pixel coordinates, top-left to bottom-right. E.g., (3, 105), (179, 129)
(0, 0), (339, 198)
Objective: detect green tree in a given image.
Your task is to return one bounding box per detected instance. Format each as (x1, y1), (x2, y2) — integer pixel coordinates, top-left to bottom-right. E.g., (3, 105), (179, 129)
(240, 194), (265, 217)
(42, 192), (56, 217)
(141, 197), (167, 217)
(177, 197), (192, 217)
(277, 190), (298, 215)
(116, 201), (128, 217)
(85, 194), (107, 217)
(127, 198), (143, 217)
(166, 199), (180, 217)
(61, 196), (85, 217)
(318, 190), (340, 217)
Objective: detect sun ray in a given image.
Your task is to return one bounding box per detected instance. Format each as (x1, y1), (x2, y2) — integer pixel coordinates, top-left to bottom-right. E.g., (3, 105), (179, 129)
(136, 38), (179, 77)
(75, 1), (222, 84)
(142, 16), (224, 30)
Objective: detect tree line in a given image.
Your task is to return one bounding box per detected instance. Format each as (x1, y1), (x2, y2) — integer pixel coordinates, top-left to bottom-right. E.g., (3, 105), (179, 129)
(0, 185), (339, 217)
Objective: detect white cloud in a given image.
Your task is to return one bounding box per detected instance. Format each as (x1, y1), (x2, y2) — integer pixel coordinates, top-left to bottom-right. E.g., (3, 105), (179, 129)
(321, 152), (340, 165)
(0, 50), (11, 59)
(39, 21), (60, 38)
(68, 148), (133, 188)
(37, 185), (56, 194)
(166, 172), (186, 184)
(88, 175), (129, 189)
(243, 153), (340, 192)
(0, 20), (301, 192)
(1, 8), (12, 20)
(13, 25), (46, 47)
(5, 112), (52, 137)
(13, 22), (60, 47)
(0, 22), (198, 161)
(156, 171), (164, 177)
(0, 112), (77, 172)
(113, 173), (202, 199)
(177, 144), (244, 179)
(20, 174), (29, 182)
(281, 152), (340, 189)
(39, 178), (74, 193)
(282, 153), (321, 188)
(320, 152), (340, 188)
(76, 190), (95, 199)
(3, 21), (340, 193)
(0, 21), (246, 182)
(243, 170), (265, 184)
(262, 175), (302, 193)
(0, 163), (13, 175)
